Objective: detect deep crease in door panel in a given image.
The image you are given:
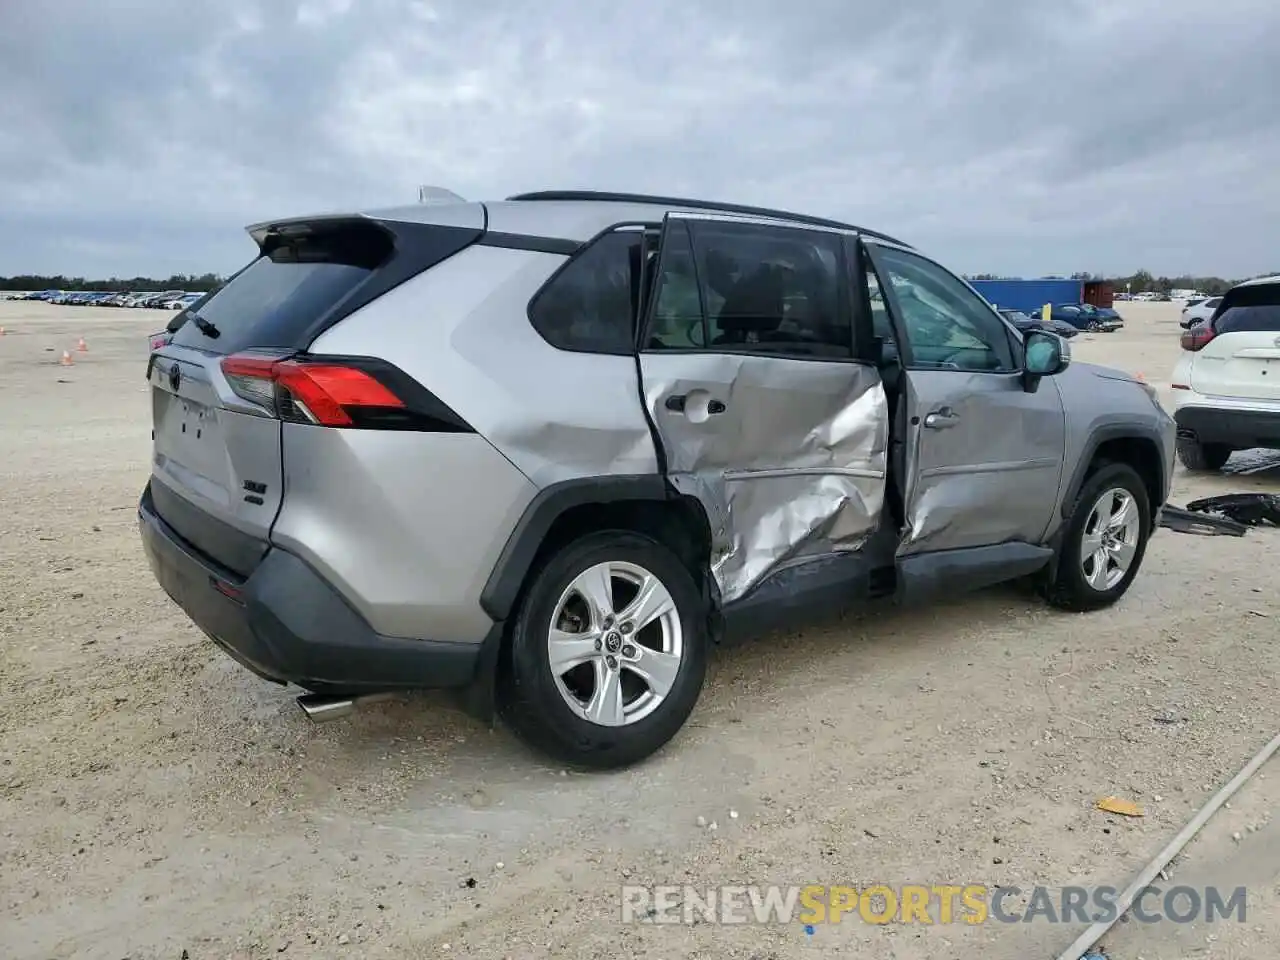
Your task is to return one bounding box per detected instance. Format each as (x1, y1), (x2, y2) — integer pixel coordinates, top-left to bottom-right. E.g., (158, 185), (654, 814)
(641, 353), (889, 602)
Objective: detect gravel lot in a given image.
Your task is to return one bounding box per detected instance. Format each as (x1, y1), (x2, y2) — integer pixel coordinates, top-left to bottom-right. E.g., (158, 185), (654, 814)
(1, 299), (1277, 960)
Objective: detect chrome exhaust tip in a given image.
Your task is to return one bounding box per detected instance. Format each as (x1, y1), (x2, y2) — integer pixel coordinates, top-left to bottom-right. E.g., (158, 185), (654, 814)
(296, 692), (395, 722)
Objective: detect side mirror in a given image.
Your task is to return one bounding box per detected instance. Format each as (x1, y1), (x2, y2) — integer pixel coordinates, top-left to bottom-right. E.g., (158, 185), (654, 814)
(1023, 330), (1070, 392)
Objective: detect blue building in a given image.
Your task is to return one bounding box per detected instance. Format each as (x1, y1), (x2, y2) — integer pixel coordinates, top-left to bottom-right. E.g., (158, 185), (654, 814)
(969, 279), (1083, 314)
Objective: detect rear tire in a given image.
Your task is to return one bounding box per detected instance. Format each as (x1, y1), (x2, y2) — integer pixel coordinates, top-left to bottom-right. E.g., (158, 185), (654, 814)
(498, 531), (708, 769)
(1045, 463), (1151, 612)
(1176, 437), (1231, 472)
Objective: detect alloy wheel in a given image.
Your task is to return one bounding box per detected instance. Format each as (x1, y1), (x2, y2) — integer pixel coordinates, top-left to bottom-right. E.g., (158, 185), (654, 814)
(546, 561), (684, 727)
(1080, 488), (1141, 591)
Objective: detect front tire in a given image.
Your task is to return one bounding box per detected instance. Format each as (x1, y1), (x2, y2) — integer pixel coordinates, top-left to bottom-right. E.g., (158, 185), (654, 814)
(498, 531), (708, 769)
(1045, 463), (1151, 612)
(1176, 437), (1231, 472)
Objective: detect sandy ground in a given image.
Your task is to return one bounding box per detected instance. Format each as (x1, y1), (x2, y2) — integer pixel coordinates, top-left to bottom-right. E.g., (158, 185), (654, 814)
(1, 299), (1278, 960)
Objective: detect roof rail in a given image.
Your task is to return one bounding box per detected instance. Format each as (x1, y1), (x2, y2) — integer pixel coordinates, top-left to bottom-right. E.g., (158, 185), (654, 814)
(505, 190), (910, 247)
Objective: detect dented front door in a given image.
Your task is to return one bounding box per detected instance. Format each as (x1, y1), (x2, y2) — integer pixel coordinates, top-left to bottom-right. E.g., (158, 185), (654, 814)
(637, 213), (891, 603)
(865, 241), (1066, 555)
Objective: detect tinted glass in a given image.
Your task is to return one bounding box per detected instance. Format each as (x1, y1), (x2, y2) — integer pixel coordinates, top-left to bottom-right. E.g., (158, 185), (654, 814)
(171, 257), (374, 355)
(529, 231), (642, 355)
(1215, 304), (1280, 334)
(170, 222), (394, 356)
(873, 246), (1015, 372)
(647, 219), (851, 358)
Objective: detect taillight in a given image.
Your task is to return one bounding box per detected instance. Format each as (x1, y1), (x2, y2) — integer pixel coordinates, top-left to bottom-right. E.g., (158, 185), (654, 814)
(1180, 326), (1215, 351)
(149, 331), (172, 351)
(221, 354), (404, 427)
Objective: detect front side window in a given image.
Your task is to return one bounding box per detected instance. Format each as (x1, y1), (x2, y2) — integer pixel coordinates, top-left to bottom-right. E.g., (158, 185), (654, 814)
(646, 219), (852, 358)
(529, 231), (642, 355)
(872, 245), (1015, 372)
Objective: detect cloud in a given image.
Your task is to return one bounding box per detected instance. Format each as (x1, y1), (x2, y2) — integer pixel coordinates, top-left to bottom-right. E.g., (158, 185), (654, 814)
(1, 0), (1278, 278)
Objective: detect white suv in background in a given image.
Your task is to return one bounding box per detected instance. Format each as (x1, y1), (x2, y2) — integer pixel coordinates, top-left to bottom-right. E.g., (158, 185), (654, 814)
(1172, 276), (1280, 470)
(1180, 296), (1222, 328)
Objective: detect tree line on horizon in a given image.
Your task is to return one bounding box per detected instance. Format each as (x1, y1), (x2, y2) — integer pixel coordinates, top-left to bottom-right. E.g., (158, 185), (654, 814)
(966, 269), (1278, 297)
(0, 273), (224, 293)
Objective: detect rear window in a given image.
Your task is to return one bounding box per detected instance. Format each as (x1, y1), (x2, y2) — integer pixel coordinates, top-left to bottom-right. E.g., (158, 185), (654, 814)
(1216, 304), (1280, 334)
(170, 221), (394, 356)
(1215, 285), (1280, 334)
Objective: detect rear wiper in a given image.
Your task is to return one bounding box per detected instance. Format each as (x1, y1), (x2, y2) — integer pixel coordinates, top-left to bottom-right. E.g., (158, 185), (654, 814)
(191, 313), (220, 339)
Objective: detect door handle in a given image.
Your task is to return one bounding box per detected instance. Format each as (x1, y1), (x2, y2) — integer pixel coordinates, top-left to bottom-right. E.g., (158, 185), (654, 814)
(664, 395), (728, 415)
(923, 408), (960, 429)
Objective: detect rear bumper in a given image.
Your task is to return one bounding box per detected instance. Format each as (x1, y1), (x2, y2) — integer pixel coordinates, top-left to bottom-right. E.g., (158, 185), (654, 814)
(139, 484), (493, 692)
(1175, 405), (1280, 450)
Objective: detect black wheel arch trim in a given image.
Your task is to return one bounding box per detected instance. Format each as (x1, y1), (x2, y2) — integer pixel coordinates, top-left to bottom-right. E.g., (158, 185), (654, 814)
(479, 474), (671, 621)
(1060, 423), (1167, 519)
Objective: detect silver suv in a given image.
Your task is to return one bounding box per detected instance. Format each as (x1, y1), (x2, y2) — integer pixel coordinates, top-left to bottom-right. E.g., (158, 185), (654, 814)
(139, 190), (1175, 768)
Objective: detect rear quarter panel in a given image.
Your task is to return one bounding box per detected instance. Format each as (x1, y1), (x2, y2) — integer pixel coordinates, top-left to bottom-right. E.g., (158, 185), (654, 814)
(308, 244), (659, 487)
(270, 427), (536, 642)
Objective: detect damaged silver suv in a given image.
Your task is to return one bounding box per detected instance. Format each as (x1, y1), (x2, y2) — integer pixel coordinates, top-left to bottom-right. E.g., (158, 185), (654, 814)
(139, 190), (1175, 768)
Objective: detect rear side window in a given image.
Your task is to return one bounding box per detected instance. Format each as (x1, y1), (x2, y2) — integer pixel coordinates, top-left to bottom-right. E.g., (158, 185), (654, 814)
(646, 219), (851, 358)
(528, 231), (643, 355)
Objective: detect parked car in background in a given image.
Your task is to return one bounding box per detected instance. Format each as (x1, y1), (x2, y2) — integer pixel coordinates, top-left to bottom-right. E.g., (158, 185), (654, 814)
(139, 188), (1174, 768)
(164, 293), (204, 310)
(1181, 296), (1221, 328)
(1172, 276), (1280, 471)
(997, 308), (1080, 339)
(149, 290), (186, 307)
(1031, 303), (1123, 332)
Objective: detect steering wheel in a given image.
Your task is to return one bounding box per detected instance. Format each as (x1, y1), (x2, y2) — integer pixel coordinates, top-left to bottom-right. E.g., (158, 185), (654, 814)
(685, 319), (706, 347)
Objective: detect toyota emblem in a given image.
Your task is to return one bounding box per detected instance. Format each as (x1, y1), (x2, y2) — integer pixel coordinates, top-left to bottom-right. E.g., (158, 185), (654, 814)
(168, 363), (182, 392)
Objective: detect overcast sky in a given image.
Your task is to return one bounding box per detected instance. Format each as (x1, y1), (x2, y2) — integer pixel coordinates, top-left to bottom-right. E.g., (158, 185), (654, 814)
(2, 0), (1278, 280)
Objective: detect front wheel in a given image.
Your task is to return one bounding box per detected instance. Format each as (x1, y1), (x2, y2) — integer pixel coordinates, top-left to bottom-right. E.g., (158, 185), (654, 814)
(499, 531), (708, 769)
(1044, 463), (1152, 612)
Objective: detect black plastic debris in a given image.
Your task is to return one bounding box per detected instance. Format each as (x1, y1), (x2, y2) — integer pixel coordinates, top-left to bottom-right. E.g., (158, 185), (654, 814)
(1158, 505), (1249, 537)
(1186, 493), (1280, 528)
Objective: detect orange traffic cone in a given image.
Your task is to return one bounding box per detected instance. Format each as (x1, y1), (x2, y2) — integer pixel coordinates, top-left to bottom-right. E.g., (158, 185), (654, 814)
(59, 350), (74, 366)
(76, 337), (88, 352)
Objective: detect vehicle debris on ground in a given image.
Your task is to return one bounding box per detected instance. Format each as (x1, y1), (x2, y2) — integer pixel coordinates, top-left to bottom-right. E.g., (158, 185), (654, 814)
(1186, 493), (1280, 527)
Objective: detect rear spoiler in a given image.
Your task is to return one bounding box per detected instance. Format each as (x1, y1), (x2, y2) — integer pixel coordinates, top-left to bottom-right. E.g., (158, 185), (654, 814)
(244, 214), (384, 250)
